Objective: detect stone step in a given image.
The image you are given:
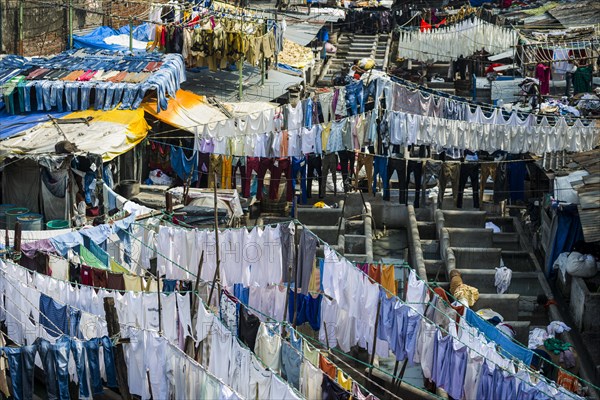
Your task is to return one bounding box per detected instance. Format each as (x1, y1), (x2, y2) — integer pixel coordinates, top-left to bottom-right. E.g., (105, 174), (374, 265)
(493, 232), (521, 250)
(457, 269), (543, 295)
(344, 253), (368, 263)
(424, 259), (445, 279)
(447, 228), (493, 248)
(472, 294), (520, 321)
(344, 234), (366, 254)
(501, 250), (535, 272)
(417, 221), (437, 240)
(451, 247), (502, 269)
(441, 210), (487, 228)
(421, 239), (439, 255)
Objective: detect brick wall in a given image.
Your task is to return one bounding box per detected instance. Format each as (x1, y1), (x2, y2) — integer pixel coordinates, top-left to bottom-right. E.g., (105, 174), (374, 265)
(0, 0), (166, 57)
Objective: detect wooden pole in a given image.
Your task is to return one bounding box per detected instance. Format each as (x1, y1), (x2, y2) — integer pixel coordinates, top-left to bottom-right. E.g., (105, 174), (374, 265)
(129, 18), (133, 53)
(18, 0), (23, 56)
(291, 231), (300, 328)
(282, 225), (296, 332)
(13, 222), (21, 255)
(367, 297), (382, 380)
(165, 192), (173, 214)
(103, 297), (131, 400)
(157, 277), (162, 334)
(5, 227), (9, 258)
(68, 0), (73, 49)
(207, 174), (221, 307)
(186, 252), (204, 357)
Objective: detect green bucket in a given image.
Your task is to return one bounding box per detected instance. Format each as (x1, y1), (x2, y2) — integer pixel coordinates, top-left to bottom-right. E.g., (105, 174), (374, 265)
(0, 204), (16, 229)
(5, 207), (29, 230)
(46, 219), (70, 230)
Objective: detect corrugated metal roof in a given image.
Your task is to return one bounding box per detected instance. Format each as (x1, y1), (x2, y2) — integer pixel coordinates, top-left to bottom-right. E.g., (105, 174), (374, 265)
(547, 1), (600, 28)
(571, 150), (600, 243)
(181, 65), (302, 102)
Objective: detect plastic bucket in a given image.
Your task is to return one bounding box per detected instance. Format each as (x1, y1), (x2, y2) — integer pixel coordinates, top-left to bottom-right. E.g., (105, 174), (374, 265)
(16, 213), (43, 231)
(5, 207), (29, 230)
(0, 204), (16, 229)
(46, 219), (70, 230)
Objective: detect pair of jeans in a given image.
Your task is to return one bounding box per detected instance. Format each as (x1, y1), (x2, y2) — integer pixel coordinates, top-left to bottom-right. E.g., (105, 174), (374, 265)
(4, 345), (36, 400)
(80, 85), (92, 110)
(338, 150), (355, 192)
(304, 98), (313, 128)
(457, 163), (480, 209)
(307, 154), (323, 198)
(54, 336), (71, 399)
(494, 163), (508, 204)
(291, 157), (307, 204)
(119, 83), (137, 109)
(384, 157), (405, 202)
(84, 339), (103, 395)
(438, 162), (460, 208)
(95, 82), (110, 110)
(35, 82), (45, 111)
(270, 158), (293, 201)
(64, 82), (79, 111)
(321, 153), (338, 196)
(406, 160), (423, 208)
(35, 338), (59, 400)
(479, 163), (497, 206)
(244, 157), (261, 198)
(71, 340), (91, 398)
(232, 157), (248, 196)
(373, 155), (388, 195)
(355, 153), (373, 193)
(345, 81), (364, 116)
(101, 336), (118, 388)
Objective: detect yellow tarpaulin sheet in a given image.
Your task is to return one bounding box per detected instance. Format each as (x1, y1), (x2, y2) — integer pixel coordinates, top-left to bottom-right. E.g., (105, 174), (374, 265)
(0, 109), (149, 161)
(143, 89), (229, 132)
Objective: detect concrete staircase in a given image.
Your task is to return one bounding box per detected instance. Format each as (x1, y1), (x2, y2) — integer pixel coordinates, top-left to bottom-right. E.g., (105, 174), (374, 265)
(318, 33), (391, 85)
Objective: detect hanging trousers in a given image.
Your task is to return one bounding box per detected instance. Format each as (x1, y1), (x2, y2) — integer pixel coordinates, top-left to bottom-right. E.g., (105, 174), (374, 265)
(232, 157), (248, 196)
(493, 163), (509, 204)
(321, 153), (338, 196)
(457, 163), (480, 209)
(372, 156), (388, 195)
(338, 150), (355, 192)
(269, 158), (292, 201)
(421, 160), (442, 207)
(355, 153), (374, 193)
(221, 156), (233, 189)
(479, 162), (497, 206)
(383, 157), (406, 202)
(438, 162), (460, 208)
(406, 160), (423, 208)
(245, 157), (269, 199)
(306, 154), (323, 198)
(197, 152), (210, 188)
(291, 156), (308, 204)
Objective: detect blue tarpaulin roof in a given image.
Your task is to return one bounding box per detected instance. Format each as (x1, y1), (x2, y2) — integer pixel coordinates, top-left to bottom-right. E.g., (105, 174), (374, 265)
(73, 23), (153, 51)
(0, 109), (69, 140)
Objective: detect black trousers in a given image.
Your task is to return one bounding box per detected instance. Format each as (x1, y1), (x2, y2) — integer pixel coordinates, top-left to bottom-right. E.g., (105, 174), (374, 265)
(384, 157), (406, 203)
(406, 160), (423, 208)
(457, 163), (480, 209)
(338, 150), (355, 192)
(306, 154), (323, 198)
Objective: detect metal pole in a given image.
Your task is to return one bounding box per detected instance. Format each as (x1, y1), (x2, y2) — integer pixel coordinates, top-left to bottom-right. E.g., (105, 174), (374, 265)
(18, 0), (24, 56)
(367, 297), (382, 379)
(129, 18), (133, 53)
(261, 21), (267, 86)
(68, 0), (73, 49)
(238, 58), (244, 100)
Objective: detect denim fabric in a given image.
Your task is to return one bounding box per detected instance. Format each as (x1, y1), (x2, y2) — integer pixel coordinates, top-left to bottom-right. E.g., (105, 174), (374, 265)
(39, 293), (69, 337)
(291, 156), (308, 204)
(457, 163), (480, 209)
(101, 336), (118, 388)
(338, 150), (355, 192)
(35, 338), (59, 400)
(304, 98), (313, 128)
(70, 308), (81, 337)
(373, 156), (388, 195)
(103, 85), (115, 111)
(94, 82), (109, 110)
(306, 154), (323, 198)
(111, 84), (124, 109)
(64, 83), (79, 111)
(42, 81), (53, 111)
(54, 336), (71, 399)
(51, 82), (64, 112)
(119, 84), (137, 109)
(4, 345), (37, 400)
(35, 82), (45, 111)
(345, 81), (364, 116)
(71, 340), (90, 398)
(80, 86), (92, 110)
(84, 340), (103, 395)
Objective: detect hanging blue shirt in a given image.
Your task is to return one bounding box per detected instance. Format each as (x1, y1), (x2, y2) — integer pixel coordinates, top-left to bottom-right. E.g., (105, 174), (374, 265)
(39, 294), (68, 337)
(465, 308), (534, 365)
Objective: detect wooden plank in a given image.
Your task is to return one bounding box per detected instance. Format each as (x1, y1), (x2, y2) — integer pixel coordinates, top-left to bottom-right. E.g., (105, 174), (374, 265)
(103, 298), (131, 400)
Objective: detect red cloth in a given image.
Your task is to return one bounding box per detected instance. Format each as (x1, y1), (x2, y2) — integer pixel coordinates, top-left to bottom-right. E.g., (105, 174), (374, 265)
(80, 265), (94, 286)
(486, 63), (504, 73)
(535, 63), (551, 95)
(420, 19), (432, 32)
(435, 18), (447, 28)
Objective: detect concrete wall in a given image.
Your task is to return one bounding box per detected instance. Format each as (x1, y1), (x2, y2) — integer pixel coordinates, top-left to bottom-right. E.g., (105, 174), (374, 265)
(570, 277), (600, 332)
(407, 205), (427, 279)
(0, 0), (158, 56)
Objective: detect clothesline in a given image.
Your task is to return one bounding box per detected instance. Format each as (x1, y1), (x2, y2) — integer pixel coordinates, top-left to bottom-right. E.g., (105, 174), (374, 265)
(131, 218), (586, 399)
